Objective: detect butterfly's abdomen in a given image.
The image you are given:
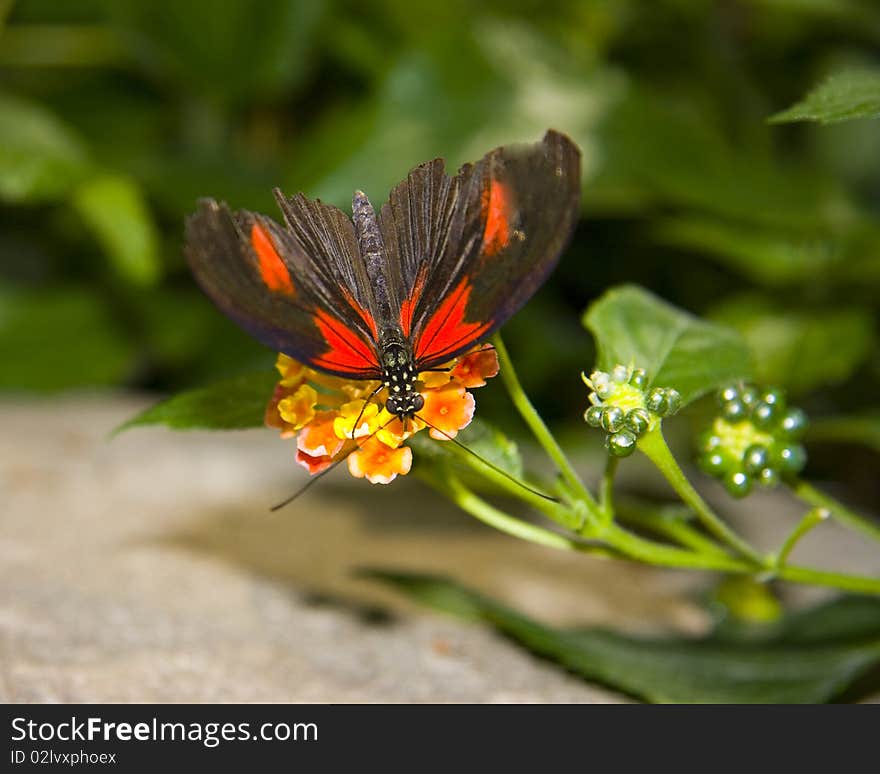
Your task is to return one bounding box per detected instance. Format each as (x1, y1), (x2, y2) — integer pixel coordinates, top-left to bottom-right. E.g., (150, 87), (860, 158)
(353, 190), (383, 262)
(353, 190), (397, 330)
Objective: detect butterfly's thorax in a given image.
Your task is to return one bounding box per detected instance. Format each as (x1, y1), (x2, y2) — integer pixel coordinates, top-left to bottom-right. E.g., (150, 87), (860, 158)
(379, 335), (423, 417)
(353, 190), (424, 418)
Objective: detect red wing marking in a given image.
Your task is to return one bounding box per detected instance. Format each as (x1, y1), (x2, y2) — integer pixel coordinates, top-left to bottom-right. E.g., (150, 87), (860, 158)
(251, 223), (295, 295)
(312, 308), (379, 373)
(414, 277), (492, 364)
(399, 266), (428, 337)
(341, 287), (378, 340)
(480, 178), (512, 258)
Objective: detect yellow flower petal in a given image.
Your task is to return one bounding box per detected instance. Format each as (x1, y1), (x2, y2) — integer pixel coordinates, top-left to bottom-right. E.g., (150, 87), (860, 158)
(275, 353), (309, 387)
(277, 384), (318, 430)
(333, 400), (380, 439)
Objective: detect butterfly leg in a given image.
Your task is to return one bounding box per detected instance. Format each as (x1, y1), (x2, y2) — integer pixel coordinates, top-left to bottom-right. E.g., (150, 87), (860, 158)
(347, 382), (385, 440)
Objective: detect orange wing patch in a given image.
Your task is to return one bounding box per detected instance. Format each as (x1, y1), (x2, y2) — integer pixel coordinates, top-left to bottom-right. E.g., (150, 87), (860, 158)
(414, 278), (492, 364)
(480, 178), (512, 258)
(251, 222), (295, 295)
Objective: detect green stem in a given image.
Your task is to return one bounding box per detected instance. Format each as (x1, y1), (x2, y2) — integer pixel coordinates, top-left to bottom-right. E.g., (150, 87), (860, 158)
(599, 456), (618, 521)
(603, 523), (880, 594)
(774, 564), (880, 596)
(615, 502), (732, 558)
(775, 507), (830, 568)
(443, 475), (617, 557)
(637, 426), (766, 566)
(441, 466), (880, 594)
(790, 479), (880, 544)
(440, 438), (581, 531)
(600, 522), (753, 573)
(493, 334), (599, 512)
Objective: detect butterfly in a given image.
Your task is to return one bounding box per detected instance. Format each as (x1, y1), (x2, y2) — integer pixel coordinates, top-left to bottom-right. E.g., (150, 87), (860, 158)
(185, 130), (581, 422)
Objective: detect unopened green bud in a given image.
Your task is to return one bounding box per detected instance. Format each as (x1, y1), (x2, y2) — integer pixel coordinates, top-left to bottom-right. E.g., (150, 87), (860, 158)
(773, 444), (806, 475)
(718, 385), (740, 405)
(751, 401), (777, 429)
(607, 430), (637, 457)
(779, 409), (808, 439)
(757, 467), (779, 488)
(725, 470), (753, 498)
(721, 399), (747, 423)
(585, 405), (604, 428)
(611, 365), (629, 383)
(626, 408), (651, 437)
(601, 406), (626, 433)
(740, 385), (759, 407)
(743, 444), (769, 475)
(761, 388), (786, 413)
(646, 388), (668, 415)
(629, 368), (648, 389)
(699, 451), (731, 475)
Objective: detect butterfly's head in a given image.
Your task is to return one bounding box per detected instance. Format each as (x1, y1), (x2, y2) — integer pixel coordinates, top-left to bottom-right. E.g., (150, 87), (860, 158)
(381, 341), (424, 418)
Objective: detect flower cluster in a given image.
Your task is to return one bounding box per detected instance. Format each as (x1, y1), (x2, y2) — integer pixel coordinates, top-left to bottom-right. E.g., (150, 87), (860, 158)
(265, 348), (499, 484)
(697, 383), (808, 497)
(582, 364), (681, 456)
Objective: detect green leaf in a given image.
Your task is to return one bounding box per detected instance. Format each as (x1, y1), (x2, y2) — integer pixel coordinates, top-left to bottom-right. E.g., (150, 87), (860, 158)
(710, 295), (873, 395)
(770, 68), (880, 125)
(653, 217), (841, 287)
(0, 286), (134, 391)
(116, 370), (278, 434)
(117, 0), (326, 103)
(365, 570), (880, 703)
(590, 88), (848, 230)
(410, 417), (522, 477)
(807, 412), (880, 453)
(0, 92), (91, 203)
(72, 174), (162, 287)
(583, 285), (752, 407)
(408, 417), (525, 496)
(297, 21), (615, 207)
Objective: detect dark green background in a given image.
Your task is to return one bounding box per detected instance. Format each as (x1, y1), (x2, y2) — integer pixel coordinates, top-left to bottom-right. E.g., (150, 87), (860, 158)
(2, 0), (878, 496)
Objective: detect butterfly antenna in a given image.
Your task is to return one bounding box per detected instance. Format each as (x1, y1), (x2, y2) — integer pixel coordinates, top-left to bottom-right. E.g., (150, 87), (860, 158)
(270, 408), (394, 512)
(269, 456), (347, 511)
(414, 414), (558, 503)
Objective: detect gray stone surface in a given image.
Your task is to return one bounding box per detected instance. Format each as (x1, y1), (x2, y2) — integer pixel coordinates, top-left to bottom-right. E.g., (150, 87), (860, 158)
(1, 396), (877, 702)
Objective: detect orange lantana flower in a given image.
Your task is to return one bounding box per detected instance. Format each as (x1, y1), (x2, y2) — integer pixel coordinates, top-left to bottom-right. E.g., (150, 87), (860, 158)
(347, 436), (413, 484)
(265, 347), (499, 484)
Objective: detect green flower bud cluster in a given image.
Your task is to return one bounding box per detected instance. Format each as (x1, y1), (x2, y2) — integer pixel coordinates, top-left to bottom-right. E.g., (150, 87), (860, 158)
(698, 383), (808, 497)
(583, 365), (681, 457)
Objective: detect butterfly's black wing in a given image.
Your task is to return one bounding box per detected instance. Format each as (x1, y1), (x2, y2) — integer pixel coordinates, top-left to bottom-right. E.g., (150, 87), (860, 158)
(378, 130), (581, 370)
(185, 198), (382, 377)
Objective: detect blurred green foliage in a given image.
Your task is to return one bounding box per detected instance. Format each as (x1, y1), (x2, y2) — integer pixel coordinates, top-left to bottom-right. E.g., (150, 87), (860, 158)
(366, 569), (880, 703)
(1, 0), (879, 490)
